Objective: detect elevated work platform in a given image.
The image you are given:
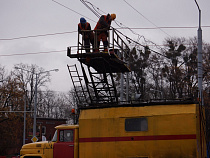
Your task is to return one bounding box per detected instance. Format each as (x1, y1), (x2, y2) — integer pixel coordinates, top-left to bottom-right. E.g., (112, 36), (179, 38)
(67, 50), (130, 73)
(67, 28), (131, 74)
(67, 28), (130, 105)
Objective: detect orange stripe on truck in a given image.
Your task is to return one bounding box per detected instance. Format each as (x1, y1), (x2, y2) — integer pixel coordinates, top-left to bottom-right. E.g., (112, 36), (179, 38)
(79, 134), (196, 143)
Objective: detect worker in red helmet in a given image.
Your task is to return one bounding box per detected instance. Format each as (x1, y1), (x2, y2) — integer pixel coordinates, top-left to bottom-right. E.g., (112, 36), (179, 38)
(94, 13), (116, 52)
(78, 17), (94, 53)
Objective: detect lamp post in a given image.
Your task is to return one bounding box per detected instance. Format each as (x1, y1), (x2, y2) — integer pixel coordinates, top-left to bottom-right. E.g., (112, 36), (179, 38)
(194, 0), (203, 105)
(23, 90), (27, 145)
(15, 67), (59, 141)
(32, 69), (59, 138)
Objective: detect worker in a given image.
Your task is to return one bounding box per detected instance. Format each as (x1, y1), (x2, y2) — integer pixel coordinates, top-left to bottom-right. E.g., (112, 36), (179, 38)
(78, 17), (94, 53)
(94, 13), (116, 52)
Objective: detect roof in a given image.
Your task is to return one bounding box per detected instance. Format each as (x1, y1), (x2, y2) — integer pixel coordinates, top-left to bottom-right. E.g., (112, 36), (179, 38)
(55, 124), (79, 130)
(79, 102), (198, 119)
(80, 100), (198, 110)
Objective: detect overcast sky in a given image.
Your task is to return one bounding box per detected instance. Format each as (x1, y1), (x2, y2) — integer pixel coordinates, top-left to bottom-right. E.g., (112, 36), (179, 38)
(0, 0), (209, 92)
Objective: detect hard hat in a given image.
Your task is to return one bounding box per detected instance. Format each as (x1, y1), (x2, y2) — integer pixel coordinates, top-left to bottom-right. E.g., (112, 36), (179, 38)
(80, 17), (86, 24)
(111, 14), (116, 20)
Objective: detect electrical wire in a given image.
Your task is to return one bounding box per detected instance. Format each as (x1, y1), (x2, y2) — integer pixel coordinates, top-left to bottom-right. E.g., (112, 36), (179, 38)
(114, 28), (168, 58)
(1, 1), (209, 59)
(0, 47), (78, 57)
(80, 0), (101, 18)
(52, 0), (96, 23)
(122, 0), (171, 37)
(1, 26), (209, 41)
(84, 1), (106, 15)
(80, 0), (168, 52)
(0, 50), (66, 57)
(80, 0), (167, 53)
(0, 31), (77, 41)
(116, 26), (210, 30)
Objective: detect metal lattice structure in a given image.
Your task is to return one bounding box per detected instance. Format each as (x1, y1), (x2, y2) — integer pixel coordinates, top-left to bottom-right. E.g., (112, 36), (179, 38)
(67, 28), (130, 106)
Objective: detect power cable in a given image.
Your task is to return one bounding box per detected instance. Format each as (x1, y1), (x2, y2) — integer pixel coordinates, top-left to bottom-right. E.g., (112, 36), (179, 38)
(0, 50), (66, 57)
(80, 0), (165, 52)
(122, 0), (171, 37)
(0, 31), (77, 41)
(84, 1), (106, 15)
(0, 47), (78, 57)
(114, 28), (168, 58)
(78, 0), (172, 58)
(52, 0), (96, 23)
(2, 1), (207, 59)
(80, 0), (100, 18)
(116, 26), (210, 30)
(1, 26), (209, 41)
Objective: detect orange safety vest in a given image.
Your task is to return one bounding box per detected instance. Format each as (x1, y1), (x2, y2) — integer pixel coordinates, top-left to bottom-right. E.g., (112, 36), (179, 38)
(94, 15), (111, 30)
(78, 22), (90, 30)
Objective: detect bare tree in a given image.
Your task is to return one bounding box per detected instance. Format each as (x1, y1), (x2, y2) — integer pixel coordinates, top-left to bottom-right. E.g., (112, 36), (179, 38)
(12, 63), (51, 111)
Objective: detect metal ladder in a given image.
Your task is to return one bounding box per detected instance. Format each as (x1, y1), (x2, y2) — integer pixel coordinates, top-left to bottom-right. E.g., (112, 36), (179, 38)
(67, 64), (90, 106)
(85, 66), (118, 104)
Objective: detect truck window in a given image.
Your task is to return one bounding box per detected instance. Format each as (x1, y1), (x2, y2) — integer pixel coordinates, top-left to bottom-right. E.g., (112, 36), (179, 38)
(125, 118), (148, 131)
(59, 130), (73, 142)
(52, 130), (57, 142)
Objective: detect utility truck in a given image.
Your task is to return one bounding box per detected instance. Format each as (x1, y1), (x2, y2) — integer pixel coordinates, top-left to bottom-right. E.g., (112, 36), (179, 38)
(20, 28), (207, 158)
(20, 101), (206, 158)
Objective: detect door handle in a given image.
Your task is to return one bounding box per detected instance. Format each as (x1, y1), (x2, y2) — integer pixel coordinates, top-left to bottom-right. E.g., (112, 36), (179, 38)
(69, 145), (74, 147)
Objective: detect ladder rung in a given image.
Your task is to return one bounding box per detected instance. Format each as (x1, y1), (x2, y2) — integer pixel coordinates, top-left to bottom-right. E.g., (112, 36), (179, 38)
(71, 76), (83, 78)
(76, 91), (88, 93)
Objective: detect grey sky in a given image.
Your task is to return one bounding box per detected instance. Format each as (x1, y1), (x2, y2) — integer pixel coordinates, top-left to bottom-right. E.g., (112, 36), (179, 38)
(0, 0), (209, 92)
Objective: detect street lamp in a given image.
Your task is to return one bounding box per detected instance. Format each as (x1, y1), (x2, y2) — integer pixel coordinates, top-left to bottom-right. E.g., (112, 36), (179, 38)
(33, 69), (59, 139)
(194, 0), (203, 105)
(15, 67), (59, 141)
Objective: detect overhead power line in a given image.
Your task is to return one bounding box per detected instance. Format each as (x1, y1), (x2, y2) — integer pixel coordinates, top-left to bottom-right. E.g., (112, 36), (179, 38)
(0, 50), (66, 57)
(0, 31), (77, 41)
(80, 0), (100, 18)
(114, 28), (168, 58)
(0, 26), (209, 41)
(122, 0), (171, 37)
(52, 0), (96, 23)
(117, 26), (210, 30)
(0, 47), (78, 57)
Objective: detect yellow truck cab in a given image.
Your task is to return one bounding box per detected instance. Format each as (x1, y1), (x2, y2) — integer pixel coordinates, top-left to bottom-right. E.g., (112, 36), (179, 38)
(20, 102), (206, 158)
(20, 125), (79, 158)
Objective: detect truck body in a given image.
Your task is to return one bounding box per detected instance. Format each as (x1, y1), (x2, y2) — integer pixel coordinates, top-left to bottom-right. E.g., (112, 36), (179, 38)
(20, 102), (206, 158)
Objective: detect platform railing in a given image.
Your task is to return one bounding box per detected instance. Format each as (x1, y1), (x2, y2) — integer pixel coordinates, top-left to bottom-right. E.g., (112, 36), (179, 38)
(75, 28), (130, 60)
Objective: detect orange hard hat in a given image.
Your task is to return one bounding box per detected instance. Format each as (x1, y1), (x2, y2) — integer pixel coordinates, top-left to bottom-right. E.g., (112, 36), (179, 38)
(111, 14), (116, 20)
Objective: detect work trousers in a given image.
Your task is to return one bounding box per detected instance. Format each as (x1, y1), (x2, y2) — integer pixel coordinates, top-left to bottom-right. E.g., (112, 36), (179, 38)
(84, 38), (94, 53)
(96, 32), (108, 52)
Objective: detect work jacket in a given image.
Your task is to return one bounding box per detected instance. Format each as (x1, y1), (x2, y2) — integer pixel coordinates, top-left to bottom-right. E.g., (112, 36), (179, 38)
(94, 15), (111, 32)
(78, 22), (92, 38)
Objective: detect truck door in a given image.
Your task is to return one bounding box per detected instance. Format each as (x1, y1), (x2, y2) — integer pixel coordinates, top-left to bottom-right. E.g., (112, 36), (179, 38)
(54, 129), (74, 158)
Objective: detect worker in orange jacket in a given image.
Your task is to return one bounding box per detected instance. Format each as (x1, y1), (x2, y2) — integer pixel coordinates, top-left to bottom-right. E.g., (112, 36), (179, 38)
(78, 17), (94, 53)
(94, 13), (116, 52)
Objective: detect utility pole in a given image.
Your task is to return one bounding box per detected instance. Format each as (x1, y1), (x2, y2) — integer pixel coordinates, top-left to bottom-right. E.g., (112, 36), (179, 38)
(194, 0), (203, 105)
(33, 74), (38, 138)
(23, 91), (27, 145)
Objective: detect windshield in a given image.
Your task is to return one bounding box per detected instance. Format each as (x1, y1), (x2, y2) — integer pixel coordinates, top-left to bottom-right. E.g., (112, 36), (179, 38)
(51, 130), (57, 142)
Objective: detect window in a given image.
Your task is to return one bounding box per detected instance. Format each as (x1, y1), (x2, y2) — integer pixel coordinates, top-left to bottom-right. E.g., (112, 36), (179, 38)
(52, 130), (57, 142)
(125, 118), (148, 131)
(59, 130), (74, 142)
(42, 126), (46, 136)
